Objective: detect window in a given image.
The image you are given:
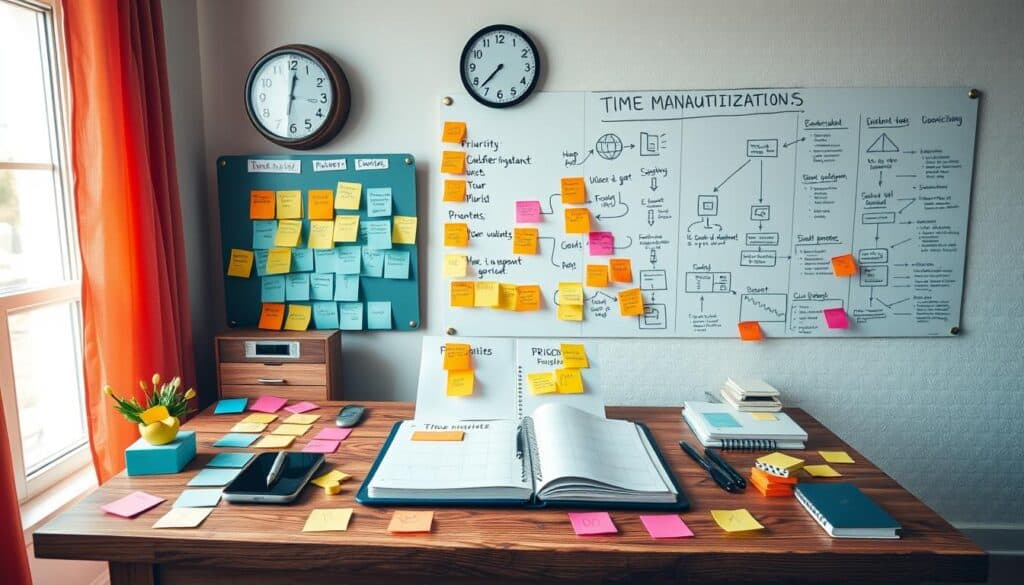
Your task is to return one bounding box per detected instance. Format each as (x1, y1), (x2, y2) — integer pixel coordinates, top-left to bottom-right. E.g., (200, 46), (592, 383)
(0, 0), (88, 503)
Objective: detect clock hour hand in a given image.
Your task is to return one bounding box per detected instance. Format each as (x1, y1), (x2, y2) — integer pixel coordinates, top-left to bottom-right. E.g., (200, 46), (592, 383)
(287, 73), (298, 115)
(480, 63), (504, 88)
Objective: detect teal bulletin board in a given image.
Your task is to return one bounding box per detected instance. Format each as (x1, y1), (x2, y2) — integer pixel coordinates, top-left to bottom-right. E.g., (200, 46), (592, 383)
(216, 154), (420, 331)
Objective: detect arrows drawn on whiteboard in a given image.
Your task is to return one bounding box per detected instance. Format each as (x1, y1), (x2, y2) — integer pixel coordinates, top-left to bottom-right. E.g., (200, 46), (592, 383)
(537, 236), (560, 268)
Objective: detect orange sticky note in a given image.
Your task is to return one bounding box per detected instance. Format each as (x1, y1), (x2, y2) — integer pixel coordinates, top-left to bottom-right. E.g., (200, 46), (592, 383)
(738, 321), (763, 341)
(308, 189), (334, 220)
(450, 281), (475, 307)
(609, 258), (633, 283)
(618, 288), (644, 317)
(249, 190), (275, 219)
(446, 370), (474, 396)
(443, 179), (467, 202)
(388, 510), (433, 534)
(258, 303), (285, 330)
(498, 283), (518, 310)
(444, 223), (469, 247)
(440, 150), (466, 174)
(831, 253), (857, 277)
(564, 208), (591, 234)
(515, 285), (541, 311)
(561, 177), (587, 204)
(586, 264), (609, 287)
(443, 343), (471, 371)
(411, 430), (465, 442)
(441, 121), (467, 144)
(513, 227), (539, 255)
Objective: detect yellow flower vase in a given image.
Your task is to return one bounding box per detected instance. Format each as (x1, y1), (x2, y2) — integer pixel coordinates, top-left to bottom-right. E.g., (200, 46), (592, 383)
(138, 416), (181, 446)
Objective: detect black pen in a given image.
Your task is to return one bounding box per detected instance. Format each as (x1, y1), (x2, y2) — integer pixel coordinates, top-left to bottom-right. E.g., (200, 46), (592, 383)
(679, 441), (742, 493)
(704, 447), (746, 490)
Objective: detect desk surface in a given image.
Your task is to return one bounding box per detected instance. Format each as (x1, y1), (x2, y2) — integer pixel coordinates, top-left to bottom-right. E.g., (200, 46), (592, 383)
(35, 402), (986, 585)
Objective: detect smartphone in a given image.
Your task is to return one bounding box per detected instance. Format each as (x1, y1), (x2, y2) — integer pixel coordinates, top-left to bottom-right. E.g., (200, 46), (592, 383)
(222, 452), (325, 504)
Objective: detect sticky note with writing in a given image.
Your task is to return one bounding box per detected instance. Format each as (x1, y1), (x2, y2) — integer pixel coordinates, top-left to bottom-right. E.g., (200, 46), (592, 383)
(560, 343), (589, 368)
(252, 220), (276, 249)
(498, 283), (518, 310)
(312, 301), (339, 329)
(711, 509), (764, 533)
(474, 281), (500, 307)
(450, 281), (475, 307)
(339, 302), (363, 330)
(334, 274), (359, 301)
(361, 248), (384, 277)
(586, 264), (609, 287)
(516, 285), (541, 311)
(831, 253), (857, 277)
(335, 245), (361, 274)
(285, 273), (311, 301)
(254, 250), (270, 277)
(515, 200), (542, 223)
(366, 301), (392, 330)
(307, 189), (334, 220)
(335, 182), (362, 210)
(513, 227), (539, 255)
(388, 510), (433, 534)
(333, 215), (359, 242)
(527, 372), (557, 395)
(443, 179), (467, 202)
(557, 303), (583, 321)
(411, 430), (465, 442)
(618, 288), (644, 317)
(274, 220), (302, 247)
(366, 187), (393, 217)
(301, 508), (352, 532)
(383, 250), (410, 279)
(258, 303), (285, 330)
(283, 304), (312, 331)
(250, 190), (275, 219)
(265, 248), (291, 275)
(446, 369), (474, 396)
(314, 249), (336, 273)
(276, 190), (302, 219)
(588, 232), (614, 256)
(443, 343), (471, 370)
(310, 273), (334, 300)
(392, 216), (418, 245)
(556, 367), (584, 394)
(441, 121), (467, 143)
(364, 220), (393, 250)
(609, 258), (633, 282)
(737, 321), (763, 341)
(443, 254), (468, 278)
(444, 222), (469, 247)
(560, 177), (587, 204)
(440, 150), (467, 174)
(291, 248), (314, 272)
(308, 220), (334, 249)
(558, 282), (584, 305)
(568, 511), (617, 536)
(823, 307), (849, 329)
(564, 208), (591, 234)
(226, 249), (254, 278)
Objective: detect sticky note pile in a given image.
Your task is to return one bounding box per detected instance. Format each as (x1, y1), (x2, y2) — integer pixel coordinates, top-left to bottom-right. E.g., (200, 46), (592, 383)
(557, 281), (584, 321)
(750, 452), (805, 497)
(450, 281), (542, 312)
(524, 343), (589, 395)
(443, 342), (474, 396)
(311, 469), (351, 495)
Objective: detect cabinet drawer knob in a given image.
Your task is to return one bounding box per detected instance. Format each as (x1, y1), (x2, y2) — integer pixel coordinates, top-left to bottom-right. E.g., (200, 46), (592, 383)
(256, 378), (286, 385)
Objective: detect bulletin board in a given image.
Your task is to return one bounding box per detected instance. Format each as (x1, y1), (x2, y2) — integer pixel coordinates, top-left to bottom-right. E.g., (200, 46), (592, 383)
(217, 154), (420, 331)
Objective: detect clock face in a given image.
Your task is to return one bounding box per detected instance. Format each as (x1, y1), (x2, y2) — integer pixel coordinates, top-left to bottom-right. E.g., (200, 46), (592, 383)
(247, 51), (333, 141)
(460, 25), (540, 108)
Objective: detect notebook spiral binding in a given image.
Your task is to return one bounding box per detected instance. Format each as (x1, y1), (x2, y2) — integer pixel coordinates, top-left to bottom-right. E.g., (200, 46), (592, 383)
(521, 416), (542, 484)
(515, 366), (525, 422)
(720, 438), (778, 451)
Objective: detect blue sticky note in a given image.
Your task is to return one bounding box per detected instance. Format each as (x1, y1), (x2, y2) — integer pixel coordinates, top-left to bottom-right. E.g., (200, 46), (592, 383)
(703, 412), (742, 429)
(336, 245), (361, 275)
(207, 452), (254, 468)
(261, 275), (286, 302)
(361, 248), (384, 277)
(367, 301), (392, 330)
(214, 433), (260, 448)
(339, 302), (363, 330)
(311, 273), (334, 300)
(314, 249), (336, 274)
(254, 249), (270, 277)
(364, 220), (392, 250)
(291, 248), (314, 272)
(187, 467), (242, 487)
(334, 274), (360, 301)
(383, 250), (410, 279)
(173, 489), (223, 508)
(366, 187), (393, 217)
(213, 398), (247, 415)
(252, 220), (277, 249)
(312, 301), (339, 329)
(286, 273), (310, 301)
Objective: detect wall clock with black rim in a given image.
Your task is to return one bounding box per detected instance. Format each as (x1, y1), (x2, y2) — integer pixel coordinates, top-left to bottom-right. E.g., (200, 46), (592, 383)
(244, 44), (351, 149)
(460, 24), (540, 108)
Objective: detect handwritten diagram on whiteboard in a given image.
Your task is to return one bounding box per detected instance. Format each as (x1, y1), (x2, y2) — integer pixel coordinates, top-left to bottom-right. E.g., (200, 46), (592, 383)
(441, 88), (977, 337)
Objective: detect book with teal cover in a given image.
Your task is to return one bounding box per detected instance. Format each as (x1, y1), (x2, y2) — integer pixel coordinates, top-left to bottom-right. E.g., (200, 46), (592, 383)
(795, 483), (901, 539)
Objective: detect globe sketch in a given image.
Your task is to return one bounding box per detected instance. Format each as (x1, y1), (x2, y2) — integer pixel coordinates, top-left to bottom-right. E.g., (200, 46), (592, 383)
(595, 133), (623, 160)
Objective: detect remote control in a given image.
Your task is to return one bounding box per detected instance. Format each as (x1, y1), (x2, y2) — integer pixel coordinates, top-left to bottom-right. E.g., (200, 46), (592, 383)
(335, 404), (366, 428)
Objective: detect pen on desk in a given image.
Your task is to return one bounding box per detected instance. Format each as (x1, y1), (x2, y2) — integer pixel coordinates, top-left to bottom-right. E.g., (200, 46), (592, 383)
(679, 441), (742, 493)
(266, 451), (288, 487)
(704, 447), (746, 490)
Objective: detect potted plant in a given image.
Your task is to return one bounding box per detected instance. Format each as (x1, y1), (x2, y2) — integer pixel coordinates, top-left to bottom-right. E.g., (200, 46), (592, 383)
(104, 373), (196, 445)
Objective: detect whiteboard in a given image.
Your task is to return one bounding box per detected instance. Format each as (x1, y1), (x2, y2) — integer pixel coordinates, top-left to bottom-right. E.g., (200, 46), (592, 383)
(441, 88), (977, 337)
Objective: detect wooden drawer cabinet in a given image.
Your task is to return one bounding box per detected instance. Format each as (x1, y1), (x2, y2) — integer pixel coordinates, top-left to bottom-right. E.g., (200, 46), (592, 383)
(215, 329), (343, 402)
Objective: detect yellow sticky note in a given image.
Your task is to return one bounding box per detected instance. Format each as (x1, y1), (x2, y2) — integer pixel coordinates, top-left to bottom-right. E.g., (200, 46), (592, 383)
(564, 207), (591, 234)
(711, 509), (764, 533)
(271, 423), (312, 436)
(527, 372), (557, 395)
(308, 189), (335, 220)
(443, 179), (467, 202)
(450, 281), (475, 307)
(308, 220), (335, 249)
(560, 177), (587, 204)
(618, 287), (645, 317)
(585, 264), (609, 288)
(557, 303), (583, 321)
(283, 304), (312, 331)
(498, 283), (518, 310)
(249, 190), (275, 219)
(474, 281), (500, 307)
(560, 343), (589, 369)
(302, 508), (353, 532)
(276, 190), (302, 219)
(335, 182), (362, 210)
(558, 282), (584, 305)
(411, 430), (465, 442)
(333, 215), (360, 242)
(258, 303), (285, 330)
(392, 216), (418, 245)
(555, 368), (584, 394)
(441, 121), (467, 144)
(516, 285), (541, 311)
(226, 249), (254, 278)
(443, 343), (471, 370)
(312, 470), (351, 488)
(283, 413), (320, 425)
(324, 483), (342, 495)
(751, 412), (778, 421)
(819, 451), (856, 464)
(513, 227), (539, 255)
(274, 220), (303, 247)
(443, 254), (468, 278)
(140, 405), (170, 425)
(230, 422), (267, 433)
(253, 434), (295, 449)
(446, 369), (474, 396)
(757, 452), (805, 471)
(804, 464), (842, 478)
(440, 150), (467, 174)
(241, 413), (278, 424)
(444, 223), (469, 247)
(388, 510), (433, 533)
(609, 258), (633, 283)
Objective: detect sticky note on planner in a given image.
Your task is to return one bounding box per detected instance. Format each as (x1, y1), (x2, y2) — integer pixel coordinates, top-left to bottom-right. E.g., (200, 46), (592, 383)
(823, 307), (849, 329)
(446, 370), (474, 396)
(564, 208), (591, 234)
(308, 221), (334, 249)
(560, 177), (587, 204)
(411, 430), (465, 441)
(474, 281), (500, 307)
(609, 258), (633, 282)
(258, 303), (285, 330)
(284, 305), (312, 331)
(249, 190), (275, 219)
(513, 227), (539, 255)
(274, 220), (302, 247)
(308, 189), (334, 220)
(516, 285), (541, 311)
(441, 121), (467, 143)
(527, 372), (557, 395)
(443, 179), (467, 202)
(737, 321), (763, 341)
(392, 216), (418, 245)
(443, 343), (472, 370)
(586, 264), (609, 287)
(831, 253), (857, 277)
(558, 282), (584, 305)
(555, 368), (584, 394)
(335, 182), (362, 210)
(226, 249), (254, 278)
(444, 223), (469, 247)
(450, 281), (475, 307)
(276, 190), (302, 218)
(516, 200), (542, 223)
(440, 150), (467, 174)
(560, 343), (589, 368)
(618, 288), (644, 317)
(588, 232), (614, 256)
(443, 254), (468, 278)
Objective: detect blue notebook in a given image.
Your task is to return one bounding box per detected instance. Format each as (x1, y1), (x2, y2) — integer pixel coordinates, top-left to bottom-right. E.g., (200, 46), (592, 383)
(795, 483), (901, 539)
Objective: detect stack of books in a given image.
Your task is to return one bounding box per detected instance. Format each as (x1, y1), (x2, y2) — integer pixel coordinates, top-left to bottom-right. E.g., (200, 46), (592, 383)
(720, 377), (782, 412)
(681, 402), (808, 449)
(750, 452), (804, 497)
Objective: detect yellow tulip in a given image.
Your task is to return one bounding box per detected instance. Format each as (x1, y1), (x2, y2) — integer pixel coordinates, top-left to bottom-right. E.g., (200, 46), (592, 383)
(152, 373), (161, 386)
(171, 376), (181, 388)
(103, 385), (114, 397)
(139, 380), (146, 390)
(184, 388), (196, 400)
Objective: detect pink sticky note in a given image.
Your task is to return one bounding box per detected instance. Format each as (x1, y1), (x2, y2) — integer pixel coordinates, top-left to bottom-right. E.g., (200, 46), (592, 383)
(568, 511), (618, 536)
(588, 232), (614, 256)
(302, 439), (341, 453)
(314, 427), (353, 441)
(640, 514), (694, 539)
(249, 395), (287, 413)
(101, 491), (165, 518)
(284, 401), (320, 414)
(823, 307), (849, 329)
(515, 200), (542, 223)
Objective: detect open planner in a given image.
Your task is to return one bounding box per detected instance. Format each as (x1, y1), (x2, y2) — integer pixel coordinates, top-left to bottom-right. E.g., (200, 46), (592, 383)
(357, 337), (688, 510)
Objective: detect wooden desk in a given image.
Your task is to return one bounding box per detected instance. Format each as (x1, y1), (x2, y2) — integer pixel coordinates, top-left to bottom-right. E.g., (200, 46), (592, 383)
(34, 402), (986, 584)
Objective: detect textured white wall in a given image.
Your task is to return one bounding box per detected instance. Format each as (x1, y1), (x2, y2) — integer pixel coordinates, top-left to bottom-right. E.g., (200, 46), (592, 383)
(182, 0), (1024, 525)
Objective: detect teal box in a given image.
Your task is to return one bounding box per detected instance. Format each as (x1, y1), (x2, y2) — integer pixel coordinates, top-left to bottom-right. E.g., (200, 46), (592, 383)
(125, 431), (196, 476)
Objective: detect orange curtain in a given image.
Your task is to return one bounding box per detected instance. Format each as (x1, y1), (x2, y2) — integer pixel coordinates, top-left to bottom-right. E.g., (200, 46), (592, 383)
(1, 395), (32, 584)
(64, 0), (195, 483)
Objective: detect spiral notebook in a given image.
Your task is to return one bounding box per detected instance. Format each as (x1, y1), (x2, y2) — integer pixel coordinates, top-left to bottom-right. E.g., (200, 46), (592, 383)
(682, 401), (807, 450)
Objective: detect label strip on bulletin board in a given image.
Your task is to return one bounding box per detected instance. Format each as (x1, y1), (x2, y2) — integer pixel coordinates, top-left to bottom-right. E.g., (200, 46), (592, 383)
(217, 154), (419, 332)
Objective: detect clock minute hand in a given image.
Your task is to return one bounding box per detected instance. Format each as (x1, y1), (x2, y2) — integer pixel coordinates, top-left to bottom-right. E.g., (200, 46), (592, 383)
(480, 63), (504, 87)
(287, 73), (298, 115)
